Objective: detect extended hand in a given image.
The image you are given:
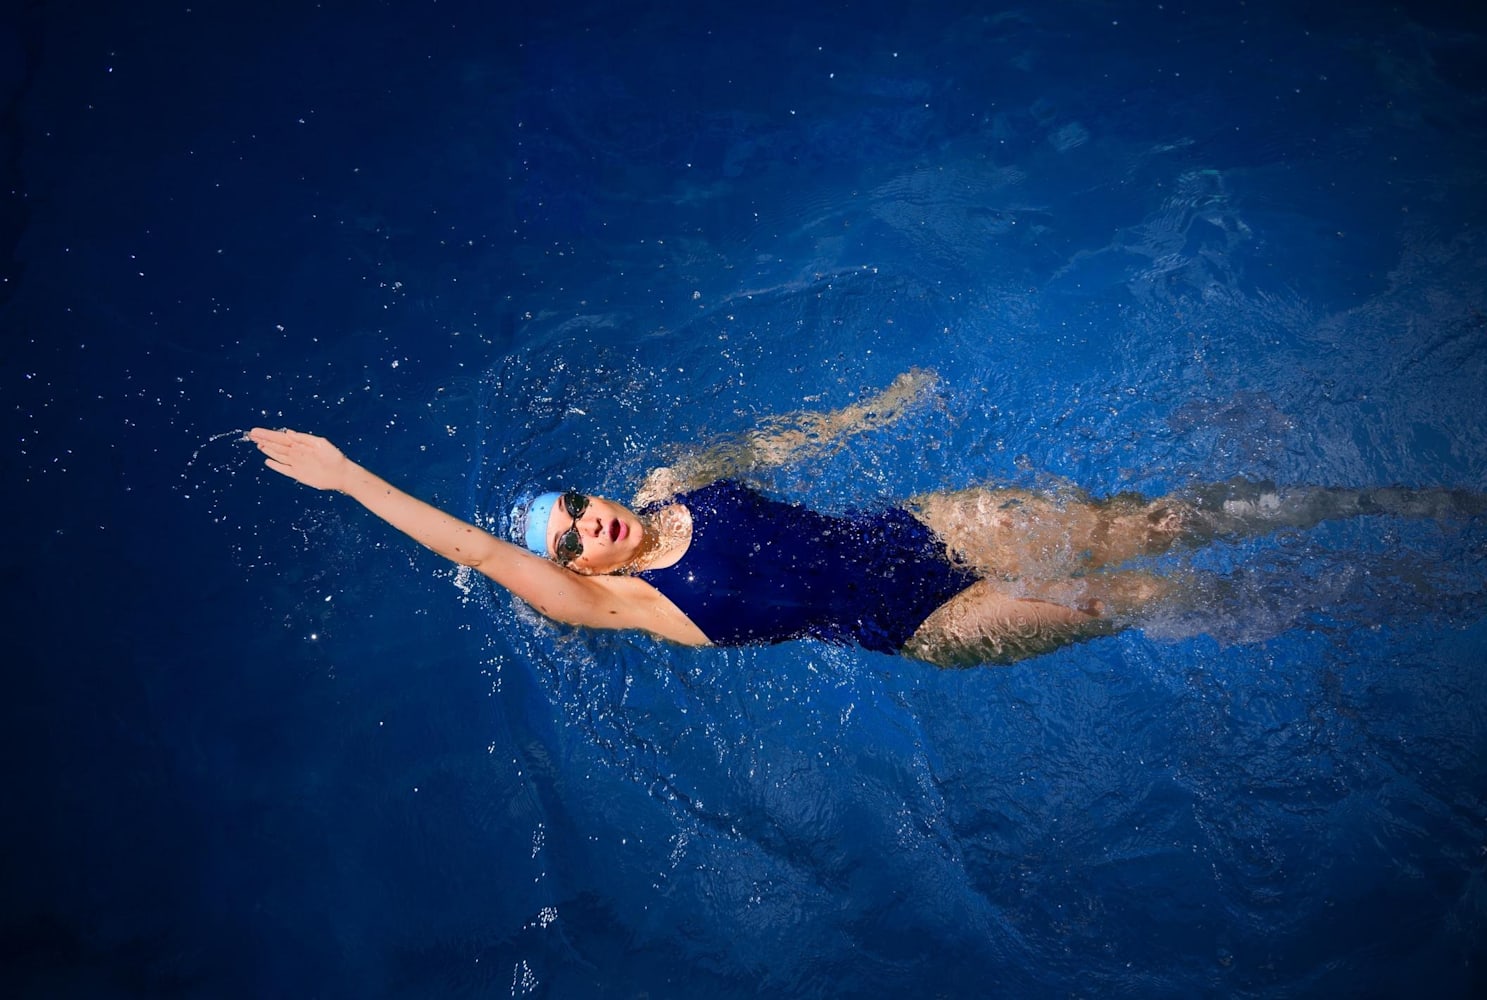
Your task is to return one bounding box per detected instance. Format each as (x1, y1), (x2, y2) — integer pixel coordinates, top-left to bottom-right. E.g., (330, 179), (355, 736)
(248, 427), (353, 491)
(881, 367), (940, 406)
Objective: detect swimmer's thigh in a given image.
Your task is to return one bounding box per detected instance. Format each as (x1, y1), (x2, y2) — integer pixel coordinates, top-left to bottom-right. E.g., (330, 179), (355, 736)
(911, 489), (1094, 576)
(902, 580), (1115, 667)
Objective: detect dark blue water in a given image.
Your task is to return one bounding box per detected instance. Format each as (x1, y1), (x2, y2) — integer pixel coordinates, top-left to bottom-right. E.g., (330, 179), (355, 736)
(5, 1), (1486, 996)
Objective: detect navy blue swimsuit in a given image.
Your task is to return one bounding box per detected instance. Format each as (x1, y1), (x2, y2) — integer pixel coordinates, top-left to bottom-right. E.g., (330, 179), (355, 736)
(637, 480), (980, 653)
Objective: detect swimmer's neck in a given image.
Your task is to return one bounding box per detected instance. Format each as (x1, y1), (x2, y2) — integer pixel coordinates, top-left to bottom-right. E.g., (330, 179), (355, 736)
(627, 504), (692, 573)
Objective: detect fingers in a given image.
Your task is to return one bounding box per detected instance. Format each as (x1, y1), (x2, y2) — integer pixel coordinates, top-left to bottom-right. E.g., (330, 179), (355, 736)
(248, 427), (345, 492)
(249, 430), (291, 457)
(248, 427), (321, 463)
(256, 441), (292, 464)
(248, 426), (315, 442)
(900, 367), (938, 391)
(248, 428), (294, 454)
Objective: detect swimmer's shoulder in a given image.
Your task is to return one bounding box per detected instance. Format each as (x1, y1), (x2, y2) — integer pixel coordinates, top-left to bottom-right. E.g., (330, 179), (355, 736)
(633, 464), (713, 508)
(631, 466), (676, 508)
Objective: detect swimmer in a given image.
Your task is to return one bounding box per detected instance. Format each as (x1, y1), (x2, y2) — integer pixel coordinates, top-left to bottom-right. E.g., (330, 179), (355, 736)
(248, 370), (1484, 665)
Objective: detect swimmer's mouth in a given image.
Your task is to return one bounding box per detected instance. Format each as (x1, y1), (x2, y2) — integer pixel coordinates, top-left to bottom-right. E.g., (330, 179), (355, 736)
(609, 519), (623, 543)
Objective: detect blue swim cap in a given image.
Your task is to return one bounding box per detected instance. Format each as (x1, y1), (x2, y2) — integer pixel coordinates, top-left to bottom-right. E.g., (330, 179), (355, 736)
(519, 491), (563, 556)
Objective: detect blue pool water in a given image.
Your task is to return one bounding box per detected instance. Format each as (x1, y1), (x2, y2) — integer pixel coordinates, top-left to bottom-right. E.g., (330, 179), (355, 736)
(5, 1), (1486, 996)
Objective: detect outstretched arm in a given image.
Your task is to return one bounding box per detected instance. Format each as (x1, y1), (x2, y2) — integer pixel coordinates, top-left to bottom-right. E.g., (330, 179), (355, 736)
(635, 368), (939, 505)
(248, 428), (623, 630)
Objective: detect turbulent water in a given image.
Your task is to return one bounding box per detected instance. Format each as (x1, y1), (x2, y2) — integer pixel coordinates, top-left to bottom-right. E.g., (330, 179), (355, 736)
(5, 1), (1486, 997)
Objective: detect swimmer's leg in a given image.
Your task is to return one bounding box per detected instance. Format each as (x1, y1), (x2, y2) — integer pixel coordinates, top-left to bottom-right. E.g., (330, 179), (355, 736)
(911, 489), (1189, 576)
(1076, 482), (1487, 561)
(1179, 482), (1487, 541)
(901, 573), (1169, 667)
(912, 481), (1486, 579)
(1082, 494), (1192, 567)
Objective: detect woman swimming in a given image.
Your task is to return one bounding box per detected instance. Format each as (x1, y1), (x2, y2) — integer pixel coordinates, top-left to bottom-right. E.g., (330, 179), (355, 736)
(248, 370), (1483, 665)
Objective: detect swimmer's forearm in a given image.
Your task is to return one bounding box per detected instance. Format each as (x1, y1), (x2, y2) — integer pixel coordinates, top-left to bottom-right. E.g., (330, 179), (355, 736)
(338, 462), (505, 569)
(644, 369), (940, 491)
(824, 367), (939, 434)
(744, 367), (940, 466)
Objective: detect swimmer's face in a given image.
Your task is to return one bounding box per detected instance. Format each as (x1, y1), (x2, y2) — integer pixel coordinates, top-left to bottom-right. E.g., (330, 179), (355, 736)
(545, 493), (644, 574)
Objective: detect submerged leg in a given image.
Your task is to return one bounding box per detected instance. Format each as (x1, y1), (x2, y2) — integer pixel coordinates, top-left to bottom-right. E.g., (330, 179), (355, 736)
(1077, 483), (1486, 563)
(902, 573), (1168, 667)
(911, 481), (1485, 603)
(903, 581), (1105, 666)
(911, 488), (1190, 577)
(1180, 482), (1487, 542)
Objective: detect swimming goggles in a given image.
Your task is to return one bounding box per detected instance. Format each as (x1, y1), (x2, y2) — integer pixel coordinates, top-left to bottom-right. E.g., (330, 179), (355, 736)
(553, 490), (590, 565)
